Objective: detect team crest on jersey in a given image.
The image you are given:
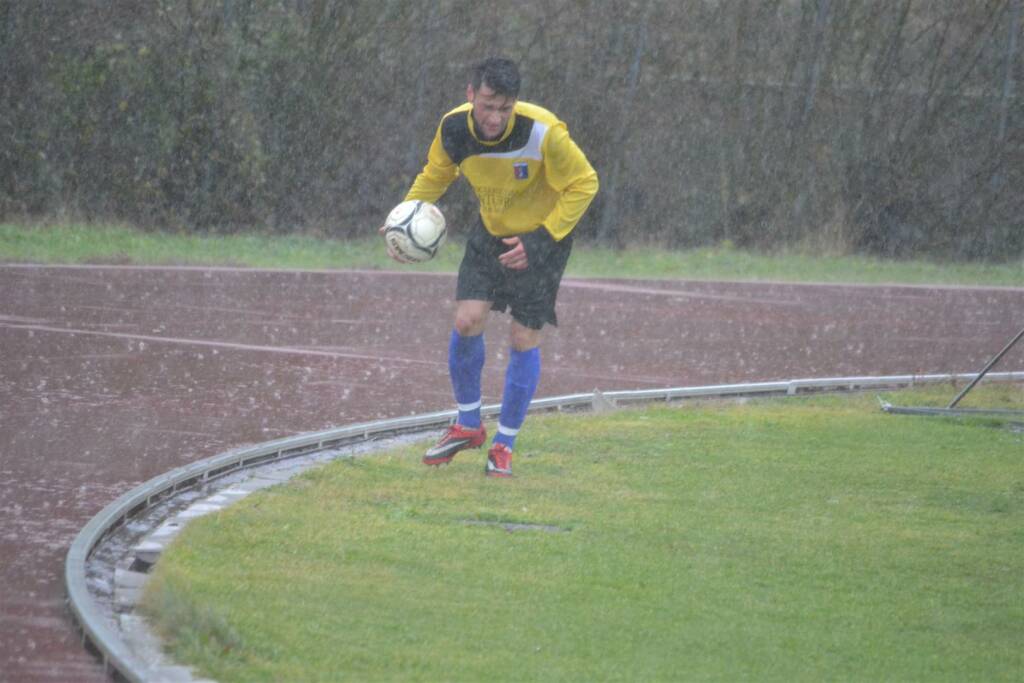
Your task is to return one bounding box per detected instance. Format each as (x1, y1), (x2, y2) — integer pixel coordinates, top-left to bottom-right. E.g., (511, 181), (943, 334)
(513, 162), (529, 180)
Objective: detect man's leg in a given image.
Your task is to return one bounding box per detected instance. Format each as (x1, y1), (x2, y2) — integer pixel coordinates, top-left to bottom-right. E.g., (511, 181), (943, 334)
(492, 322), (542, 453)
(424, 300), (491, 465)
(449, 300), (491, 428)
(486, 232), (572, 476)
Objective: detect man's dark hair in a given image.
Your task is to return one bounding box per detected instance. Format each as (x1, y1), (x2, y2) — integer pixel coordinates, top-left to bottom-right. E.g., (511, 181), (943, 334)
(470, 57), (521, 98)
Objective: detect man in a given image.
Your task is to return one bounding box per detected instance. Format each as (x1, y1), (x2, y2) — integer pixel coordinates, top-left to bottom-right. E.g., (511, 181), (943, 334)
(386, 57), (598, 477)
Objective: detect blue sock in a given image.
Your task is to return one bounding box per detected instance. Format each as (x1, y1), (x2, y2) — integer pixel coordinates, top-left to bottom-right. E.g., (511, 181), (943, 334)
(494, 347), (541, 451)
(449, 330), (485, 428)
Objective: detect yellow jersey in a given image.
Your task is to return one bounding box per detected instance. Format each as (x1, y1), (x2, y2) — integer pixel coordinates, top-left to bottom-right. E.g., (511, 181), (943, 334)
(405, 101), (598, 242)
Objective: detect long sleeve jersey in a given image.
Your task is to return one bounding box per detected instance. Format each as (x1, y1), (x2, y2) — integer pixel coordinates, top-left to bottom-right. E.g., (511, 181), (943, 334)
(405, 101), (599, 241)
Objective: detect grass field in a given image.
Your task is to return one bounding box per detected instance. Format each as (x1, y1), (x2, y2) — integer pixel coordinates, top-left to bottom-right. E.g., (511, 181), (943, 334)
(142, 385), (1024, 682)
(2, 222), (1023, 286)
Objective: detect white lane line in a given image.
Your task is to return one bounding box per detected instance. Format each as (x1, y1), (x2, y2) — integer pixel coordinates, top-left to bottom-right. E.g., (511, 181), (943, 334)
(561, 279), (802, 306)
(0, 314), (51, 324)
(0, 321), (444, 366)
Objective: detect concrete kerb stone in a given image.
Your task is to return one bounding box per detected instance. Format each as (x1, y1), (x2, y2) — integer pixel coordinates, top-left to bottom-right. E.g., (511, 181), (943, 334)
(65, 371), (1024, 682)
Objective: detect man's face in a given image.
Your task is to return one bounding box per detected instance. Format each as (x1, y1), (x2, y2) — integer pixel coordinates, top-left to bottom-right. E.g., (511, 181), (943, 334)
(467, 82), (515, 141)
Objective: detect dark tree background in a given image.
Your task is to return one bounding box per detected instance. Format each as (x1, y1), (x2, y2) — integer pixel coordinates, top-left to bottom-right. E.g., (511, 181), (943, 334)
(1, 0), (1021, 260)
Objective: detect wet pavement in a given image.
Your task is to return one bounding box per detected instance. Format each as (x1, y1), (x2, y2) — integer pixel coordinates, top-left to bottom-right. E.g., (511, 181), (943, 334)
(1, 263), (1022, 682)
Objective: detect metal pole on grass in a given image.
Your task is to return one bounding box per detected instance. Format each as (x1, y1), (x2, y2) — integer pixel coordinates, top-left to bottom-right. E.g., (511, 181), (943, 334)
(948, 325), (1024, 408)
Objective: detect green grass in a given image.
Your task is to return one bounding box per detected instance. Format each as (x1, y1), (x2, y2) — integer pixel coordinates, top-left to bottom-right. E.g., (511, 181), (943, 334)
(142, 386), (1024, 682)
(2, 222), (1022, 286)
(0, 222), (451, 272)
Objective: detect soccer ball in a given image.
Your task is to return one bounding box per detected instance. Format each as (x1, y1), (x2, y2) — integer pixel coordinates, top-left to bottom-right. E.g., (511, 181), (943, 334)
(383, 200), (447, 263)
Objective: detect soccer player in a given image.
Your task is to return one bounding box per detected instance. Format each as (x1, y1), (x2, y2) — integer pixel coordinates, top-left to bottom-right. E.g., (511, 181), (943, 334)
(385, 57), (599, 477)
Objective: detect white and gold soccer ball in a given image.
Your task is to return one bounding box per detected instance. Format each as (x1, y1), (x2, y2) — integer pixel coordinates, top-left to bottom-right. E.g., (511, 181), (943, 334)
(383, 200), (447, 263)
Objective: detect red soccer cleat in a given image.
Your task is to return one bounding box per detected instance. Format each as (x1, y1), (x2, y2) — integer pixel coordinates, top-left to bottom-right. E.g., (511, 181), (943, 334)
(423, 424), (487, 466)
(484, 442), (513, 478)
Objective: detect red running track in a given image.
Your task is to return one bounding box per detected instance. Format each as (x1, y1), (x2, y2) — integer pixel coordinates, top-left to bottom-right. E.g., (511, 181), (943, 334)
(1, 264), (1022, 681)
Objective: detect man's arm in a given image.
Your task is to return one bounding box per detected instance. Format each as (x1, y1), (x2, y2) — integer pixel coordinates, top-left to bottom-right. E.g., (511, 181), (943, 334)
(539, 124), (599, 241)
(405, 124), (459, 203)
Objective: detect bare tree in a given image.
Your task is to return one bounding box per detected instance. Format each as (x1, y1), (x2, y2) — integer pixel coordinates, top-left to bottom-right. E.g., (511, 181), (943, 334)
(1, 0), (1020, 258)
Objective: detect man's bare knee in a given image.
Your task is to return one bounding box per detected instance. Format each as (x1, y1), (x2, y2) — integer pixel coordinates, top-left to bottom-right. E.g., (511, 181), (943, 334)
(454, 301), (489, 337)
(510, 323), (541, 352)
(454, 314), (482, 336)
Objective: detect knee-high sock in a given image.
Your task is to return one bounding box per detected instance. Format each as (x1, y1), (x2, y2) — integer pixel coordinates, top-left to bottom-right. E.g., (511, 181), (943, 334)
(449, 330), (485, 428)
(494, 346), (541, 450)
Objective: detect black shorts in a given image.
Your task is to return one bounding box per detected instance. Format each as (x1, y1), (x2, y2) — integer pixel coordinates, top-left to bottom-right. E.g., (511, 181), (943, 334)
(456, 220), (574, 330)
